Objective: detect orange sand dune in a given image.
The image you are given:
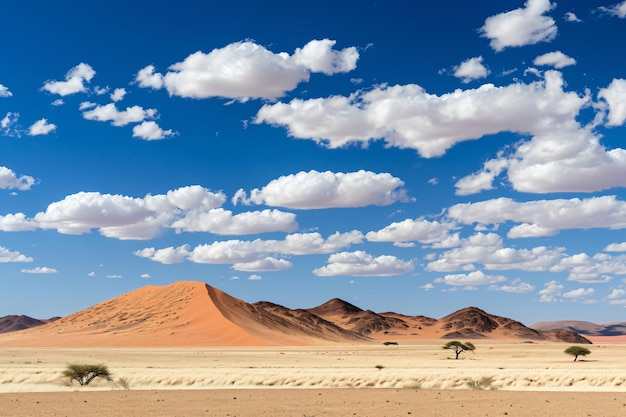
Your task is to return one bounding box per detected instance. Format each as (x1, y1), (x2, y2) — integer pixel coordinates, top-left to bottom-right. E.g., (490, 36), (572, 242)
(0, 281), (269, 347)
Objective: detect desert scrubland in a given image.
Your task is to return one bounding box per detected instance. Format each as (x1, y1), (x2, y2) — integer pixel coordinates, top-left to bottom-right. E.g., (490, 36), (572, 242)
(1, 341), (625, 416)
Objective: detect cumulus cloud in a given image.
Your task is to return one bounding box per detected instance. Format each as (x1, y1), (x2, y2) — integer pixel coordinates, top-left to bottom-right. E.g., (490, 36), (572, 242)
(132, 121), (176, 140)
(41, 63), (95, 96)
(533, 51), (576, 68)
(1, 112), (21, 137)
(365, 218), (458, 247)
(134, 245), (190, 264)
(0, 246), (33, 263)
(135, 231), (364, 266)
(426, 232), (565, 273)
(480, 0), (557, 51)
(21, 266), (58, 274)
(82, 103), (157, 126)
(0, 84), (12, 97)
(563, 287), (595, 299)
(135, 39), (358, 101)
(434, 270), (507, 286)
(490, 278), (535, 293)
(604, 242), (626, 252)
(564, 12), (582, 22)
(552, 253), (626, 283)
(538, 280), (564, 302)
(0, 166), (36, 191)
(453, 56), (490, 83)
(598, 78), (626, 126)
(171, 208), (298, 235)
(234, 170), (408, 209)
(110, 88), (126, 102)
(448, 196), (626, 238)
(313, 251), (414, 277)
(256, 71), (587, 159)
(27, 119), (57, 136)
(0, 185), (239, 239)
(233, 257), (293, 272)
(600, 1), (626, 18)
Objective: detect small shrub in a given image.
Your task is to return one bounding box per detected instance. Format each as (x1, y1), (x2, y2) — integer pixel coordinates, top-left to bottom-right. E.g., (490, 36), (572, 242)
(466, 376), (495, 390)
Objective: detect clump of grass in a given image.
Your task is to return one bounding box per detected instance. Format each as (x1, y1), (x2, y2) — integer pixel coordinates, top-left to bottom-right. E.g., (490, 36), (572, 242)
(466, 376), (496, 390)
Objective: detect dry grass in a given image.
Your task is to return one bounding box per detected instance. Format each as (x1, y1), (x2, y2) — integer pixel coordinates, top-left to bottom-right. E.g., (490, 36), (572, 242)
(0, 341), (624, 393)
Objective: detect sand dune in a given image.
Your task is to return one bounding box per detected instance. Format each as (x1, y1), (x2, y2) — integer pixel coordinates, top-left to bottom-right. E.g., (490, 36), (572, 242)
(0, 281), (592, 347)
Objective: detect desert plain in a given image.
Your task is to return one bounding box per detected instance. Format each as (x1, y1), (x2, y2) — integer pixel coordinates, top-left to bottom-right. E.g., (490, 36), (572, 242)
(1, 282), (625, 416)
(1, 341), (625, 416)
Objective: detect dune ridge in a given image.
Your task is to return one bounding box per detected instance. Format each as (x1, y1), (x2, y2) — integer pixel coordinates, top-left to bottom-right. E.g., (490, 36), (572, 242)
(0, 281), (593, 347)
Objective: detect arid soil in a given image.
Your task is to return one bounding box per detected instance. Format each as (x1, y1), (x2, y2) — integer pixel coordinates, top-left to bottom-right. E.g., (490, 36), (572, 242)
(2, 388), (626, 417)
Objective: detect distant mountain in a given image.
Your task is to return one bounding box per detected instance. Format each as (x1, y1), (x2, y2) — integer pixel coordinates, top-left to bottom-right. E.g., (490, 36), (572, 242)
(0, 282), (590, 347)
(0, 315), (49, 333)
(532, 320), (626, 336)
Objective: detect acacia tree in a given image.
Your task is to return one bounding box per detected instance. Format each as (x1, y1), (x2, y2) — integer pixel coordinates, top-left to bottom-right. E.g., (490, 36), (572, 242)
(63, 364), (112, 386)
(564, 346), (591, 362)
(443, 341), (476, 360)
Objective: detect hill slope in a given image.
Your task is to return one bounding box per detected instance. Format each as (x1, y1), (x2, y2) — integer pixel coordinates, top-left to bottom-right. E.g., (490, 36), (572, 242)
(0, 282), (591, 347)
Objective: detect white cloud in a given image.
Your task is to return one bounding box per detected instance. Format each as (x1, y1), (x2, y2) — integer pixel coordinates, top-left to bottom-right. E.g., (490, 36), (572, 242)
(533, 51), (576, 68)
(313, 251), (414, 277)
(182, 231), (363, 265)
(0, 185), (227, 239)
(435, 270), (506, 286)
(1, 112), (21, 137)
(480, 0), (557, 51)
(82, 103), (157, 126)
(604, 242), (626, 252)
(598, 78), (626, 126)
(538, 280), (563, 302)
(21, 266), (58, 274)
(233, 257), (293, 272)
(552, 253), (626, 283)
(110, 88), (126, 102)
(41, 63), (95, 96)
(136, 39), (358, 101)
(0, 166), (36, 191)
(171, 208), (297, 235)
(426, 232), (565, 273)
(563, 288), (595, 299)
(600, 1), (626, 18)
(490, 278), (535, 293)
(27, 119), (57, 136)
(141, 273), (152, 278)
(0, 84), (12, 97)
(564, 12), (582, 22)
(51, 99), (64, 106)
(234, 170), (408, 209)
(134, 245), (190, 264)
(248, 274), (262, 281)
(0, 213), (37, 231)
(448, 196), (626, 238)
(0, 246), (33, 263)
(79, 101), (96, 111)
(256, 71), (587, 158)
(137, 231), (364, 266)
(365, 218), (457, 247)
(106, 275), (122, 279)
(132, 121), (176, 140)
(607, 289), (625, 299)
(134, 65), (164, 89)
(453, 56), (490, 83)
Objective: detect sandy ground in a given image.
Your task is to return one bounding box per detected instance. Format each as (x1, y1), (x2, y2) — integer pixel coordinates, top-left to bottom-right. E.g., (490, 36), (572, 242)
(1, 341), (625, 416)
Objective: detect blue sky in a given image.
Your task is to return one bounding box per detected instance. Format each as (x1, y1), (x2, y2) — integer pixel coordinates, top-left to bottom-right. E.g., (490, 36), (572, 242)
(2, 0), (626, 324)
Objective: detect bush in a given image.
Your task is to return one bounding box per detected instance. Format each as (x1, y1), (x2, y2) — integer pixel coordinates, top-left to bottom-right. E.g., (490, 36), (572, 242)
(564, 346), (591, 361)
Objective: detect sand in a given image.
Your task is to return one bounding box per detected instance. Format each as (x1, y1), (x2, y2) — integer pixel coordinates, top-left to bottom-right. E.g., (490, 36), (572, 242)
(1, 341), (625, 416)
